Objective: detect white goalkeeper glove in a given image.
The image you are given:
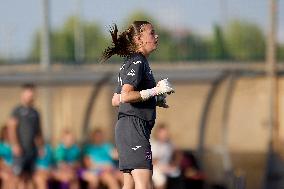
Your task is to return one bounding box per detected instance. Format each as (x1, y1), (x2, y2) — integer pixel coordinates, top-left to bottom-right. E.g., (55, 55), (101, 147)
(140, 79), (175, 101)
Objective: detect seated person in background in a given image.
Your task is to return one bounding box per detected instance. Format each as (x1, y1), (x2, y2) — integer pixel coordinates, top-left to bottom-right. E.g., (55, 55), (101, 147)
(82, 128), (120, 189)
(0, 124), (17, 189)
(33, 136), (54, 189)
(177, 150), (205, 189)
(151, 124), (180, 189)
(53, 129), (80, 189)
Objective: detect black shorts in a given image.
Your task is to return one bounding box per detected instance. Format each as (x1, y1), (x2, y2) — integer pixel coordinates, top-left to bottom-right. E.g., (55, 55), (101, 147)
(115, 116), (154, 172)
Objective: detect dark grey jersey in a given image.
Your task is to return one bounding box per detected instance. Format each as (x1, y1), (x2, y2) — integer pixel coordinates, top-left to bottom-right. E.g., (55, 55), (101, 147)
(116, 53), (156, 121)
(12, 105), (41, 152)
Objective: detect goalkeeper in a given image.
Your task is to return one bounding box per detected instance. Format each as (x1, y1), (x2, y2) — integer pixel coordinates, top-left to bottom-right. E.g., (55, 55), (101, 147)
(101, 21), (174, 189)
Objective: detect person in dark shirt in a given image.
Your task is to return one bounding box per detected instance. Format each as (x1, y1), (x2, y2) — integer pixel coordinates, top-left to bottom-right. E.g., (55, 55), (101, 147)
(8, 84), (42, 188)
(101, 21), (175, 189)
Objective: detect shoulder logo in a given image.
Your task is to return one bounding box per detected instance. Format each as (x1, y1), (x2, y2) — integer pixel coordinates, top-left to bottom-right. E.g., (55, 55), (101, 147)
(127, 69), (135, 76)
(133, 60), (142, 65)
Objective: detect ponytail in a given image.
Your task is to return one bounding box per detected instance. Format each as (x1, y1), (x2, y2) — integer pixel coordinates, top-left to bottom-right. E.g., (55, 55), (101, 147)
(101, 21), (150, 63)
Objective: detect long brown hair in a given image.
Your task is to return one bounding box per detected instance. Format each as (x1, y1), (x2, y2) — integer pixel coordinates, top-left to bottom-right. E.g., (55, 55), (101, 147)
(101, 21), (150, 63)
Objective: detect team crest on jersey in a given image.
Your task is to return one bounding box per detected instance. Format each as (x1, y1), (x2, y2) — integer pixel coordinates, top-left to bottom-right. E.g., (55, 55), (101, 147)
(133, 60), (142, 65)
(127, 69), (136, 76)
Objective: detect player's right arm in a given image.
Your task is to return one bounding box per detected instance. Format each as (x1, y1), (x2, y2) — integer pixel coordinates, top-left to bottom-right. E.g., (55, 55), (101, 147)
(113, 56), (174, 106)
(121, 57), (174, 103)
(120, 80), (174, 103)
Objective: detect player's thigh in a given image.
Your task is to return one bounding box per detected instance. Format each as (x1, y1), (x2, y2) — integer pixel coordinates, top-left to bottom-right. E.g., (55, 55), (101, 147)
(122, 172), (134, 189)
(131, 169), (153, 189)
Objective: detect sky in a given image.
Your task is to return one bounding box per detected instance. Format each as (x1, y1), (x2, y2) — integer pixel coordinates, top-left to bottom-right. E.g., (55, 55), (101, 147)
(0, 0), (283, 59)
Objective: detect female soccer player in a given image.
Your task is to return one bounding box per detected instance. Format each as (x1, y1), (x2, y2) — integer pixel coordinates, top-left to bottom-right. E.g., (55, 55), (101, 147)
(101, 21), (175, 189)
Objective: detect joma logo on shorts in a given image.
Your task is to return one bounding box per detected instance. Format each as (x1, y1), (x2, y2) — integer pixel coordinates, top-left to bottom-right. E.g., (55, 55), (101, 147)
(131, 146), (141, 151)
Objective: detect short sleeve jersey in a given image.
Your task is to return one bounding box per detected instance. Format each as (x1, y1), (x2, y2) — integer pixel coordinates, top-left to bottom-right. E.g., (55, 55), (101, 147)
(11, 105), (41, 152)
(0, 142), (13, 166)
(36, 144), (54, 169)
(83, 143), (114, 166)
(54, 143), (81, 164)
(116, 53), (156, 121)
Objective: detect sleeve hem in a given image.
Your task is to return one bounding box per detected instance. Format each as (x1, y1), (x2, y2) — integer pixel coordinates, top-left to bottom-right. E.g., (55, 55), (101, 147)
(123, 81), (138, 90)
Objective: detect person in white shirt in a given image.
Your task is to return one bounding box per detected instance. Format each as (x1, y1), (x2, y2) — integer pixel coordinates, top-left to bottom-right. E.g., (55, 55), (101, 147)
(151, 124), (180, 189)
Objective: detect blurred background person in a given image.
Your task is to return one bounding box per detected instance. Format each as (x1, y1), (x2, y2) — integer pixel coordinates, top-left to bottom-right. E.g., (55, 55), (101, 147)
(175, 150), (205, 189)
(7, 84), (42, 189)
(33, 136), (54, 189)
(53, 129), (80, 189)
(82, 128), (120, 189)
(0, 123), (17, 189)
(151, 124), (180, 189)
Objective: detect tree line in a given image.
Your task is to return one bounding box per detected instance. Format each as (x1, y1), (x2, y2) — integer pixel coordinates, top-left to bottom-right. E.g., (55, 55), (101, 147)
(29, 11), (284, 63)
